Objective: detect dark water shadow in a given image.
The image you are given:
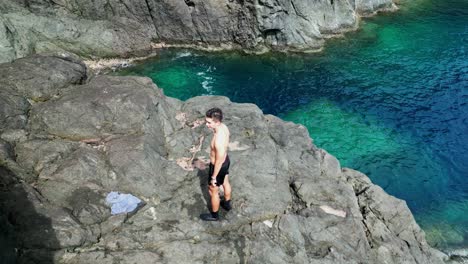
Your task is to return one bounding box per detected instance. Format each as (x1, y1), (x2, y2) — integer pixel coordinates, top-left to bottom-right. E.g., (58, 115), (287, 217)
(0, 165), (59, 264)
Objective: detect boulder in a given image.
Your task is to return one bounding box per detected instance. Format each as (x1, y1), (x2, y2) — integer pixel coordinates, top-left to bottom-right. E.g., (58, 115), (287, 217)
(0, 54), (87, 133)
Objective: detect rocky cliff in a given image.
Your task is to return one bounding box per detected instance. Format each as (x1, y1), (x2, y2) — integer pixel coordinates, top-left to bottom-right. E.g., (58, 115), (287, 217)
(0, 54), (448, 263)
(0, 0), (397, 63)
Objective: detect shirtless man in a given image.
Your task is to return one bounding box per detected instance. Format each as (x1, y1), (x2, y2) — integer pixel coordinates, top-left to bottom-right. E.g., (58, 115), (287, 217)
(200, 108), (232, 221)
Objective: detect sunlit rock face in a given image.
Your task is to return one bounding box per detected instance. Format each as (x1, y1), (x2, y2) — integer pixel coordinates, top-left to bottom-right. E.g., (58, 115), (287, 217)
(0, 0), (396, 63)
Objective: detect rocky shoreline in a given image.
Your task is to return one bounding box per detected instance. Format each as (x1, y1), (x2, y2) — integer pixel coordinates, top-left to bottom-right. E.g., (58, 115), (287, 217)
(0, 54), (453, 263)
(1, 0), (398, 64)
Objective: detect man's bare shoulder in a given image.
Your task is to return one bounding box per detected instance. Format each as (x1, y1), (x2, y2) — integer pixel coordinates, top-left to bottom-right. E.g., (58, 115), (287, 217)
(223, 123), (230, 133)
(214, 124), (229, 143)
(220, 124), (230, 138)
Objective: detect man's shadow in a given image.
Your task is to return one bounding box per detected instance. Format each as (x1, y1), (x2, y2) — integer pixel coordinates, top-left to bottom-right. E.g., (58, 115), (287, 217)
(193, 159), (211, 213)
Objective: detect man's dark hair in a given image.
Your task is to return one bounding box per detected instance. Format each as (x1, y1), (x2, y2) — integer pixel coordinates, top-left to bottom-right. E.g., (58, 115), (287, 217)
(206, 108), (223, 122)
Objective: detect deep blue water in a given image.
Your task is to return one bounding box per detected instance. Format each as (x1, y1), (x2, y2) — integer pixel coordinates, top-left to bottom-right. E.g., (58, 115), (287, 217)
(117, 0), (468, 250)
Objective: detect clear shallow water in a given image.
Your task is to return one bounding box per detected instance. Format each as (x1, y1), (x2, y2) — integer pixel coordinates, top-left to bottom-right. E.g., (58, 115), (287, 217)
(117, 0), (468, 250)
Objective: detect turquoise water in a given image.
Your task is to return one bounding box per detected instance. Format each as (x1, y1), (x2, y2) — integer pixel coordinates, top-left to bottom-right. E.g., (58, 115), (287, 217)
(117, 0), (468, 250)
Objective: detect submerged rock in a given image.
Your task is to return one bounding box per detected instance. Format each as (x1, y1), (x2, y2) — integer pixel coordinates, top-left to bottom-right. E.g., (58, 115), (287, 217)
(0, 0), (397, 63)
(0, 55), (447, 263)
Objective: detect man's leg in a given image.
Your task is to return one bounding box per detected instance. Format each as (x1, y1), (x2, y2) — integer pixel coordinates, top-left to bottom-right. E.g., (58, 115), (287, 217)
(209, 184), (220, 213)
(201, 184), (220, 221)
(223, 175), (231, 201)
(221, 175), (232, 211)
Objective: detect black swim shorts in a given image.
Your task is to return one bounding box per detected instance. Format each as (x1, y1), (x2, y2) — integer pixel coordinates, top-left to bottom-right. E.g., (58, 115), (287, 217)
(209, 155), (230, 187)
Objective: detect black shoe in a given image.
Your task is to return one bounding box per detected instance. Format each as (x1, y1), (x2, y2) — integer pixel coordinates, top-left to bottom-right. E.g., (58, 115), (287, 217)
(220, 200), (232, 211)
(200, 212), (219, 221)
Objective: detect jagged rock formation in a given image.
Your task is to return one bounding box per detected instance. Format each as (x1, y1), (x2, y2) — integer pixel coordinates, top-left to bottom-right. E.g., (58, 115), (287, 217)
(0, 54), (448, 263)
(0, 0), (397, 63)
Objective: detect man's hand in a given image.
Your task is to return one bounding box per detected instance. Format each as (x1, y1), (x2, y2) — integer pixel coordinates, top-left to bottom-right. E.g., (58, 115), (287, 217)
(211, 178), (217, 186)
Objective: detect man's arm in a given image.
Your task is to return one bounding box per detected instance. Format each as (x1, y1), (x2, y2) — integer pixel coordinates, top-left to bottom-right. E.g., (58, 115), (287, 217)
(210, 135), (227, 186)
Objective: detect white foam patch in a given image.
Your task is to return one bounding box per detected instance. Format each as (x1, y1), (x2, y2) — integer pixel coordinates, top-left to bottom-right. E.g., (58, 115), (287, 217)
(449, 248), (468, 258)
(174, 51), (193, 59)
(201, 80), (213, 94)
(199, 66), (216, 95)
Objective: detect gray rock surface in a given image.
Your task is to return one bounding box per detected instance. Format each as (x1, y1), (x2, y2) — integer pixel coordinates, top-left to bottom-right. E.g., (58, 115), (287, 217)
(0, 55), (448, 263)
(0, 53), (87, 133)
(0, 0), (397, 63)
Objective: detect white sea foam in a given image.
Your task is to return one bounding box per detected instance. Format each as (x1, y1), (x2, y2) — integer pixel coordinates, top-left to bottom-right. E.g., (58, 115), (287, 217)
(199, 67), (215, 95)
(173, 51), (193, 60)
(446, 248), (468, 263)
(201, 80), (213, 94)
(448, 248), (468, 256)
